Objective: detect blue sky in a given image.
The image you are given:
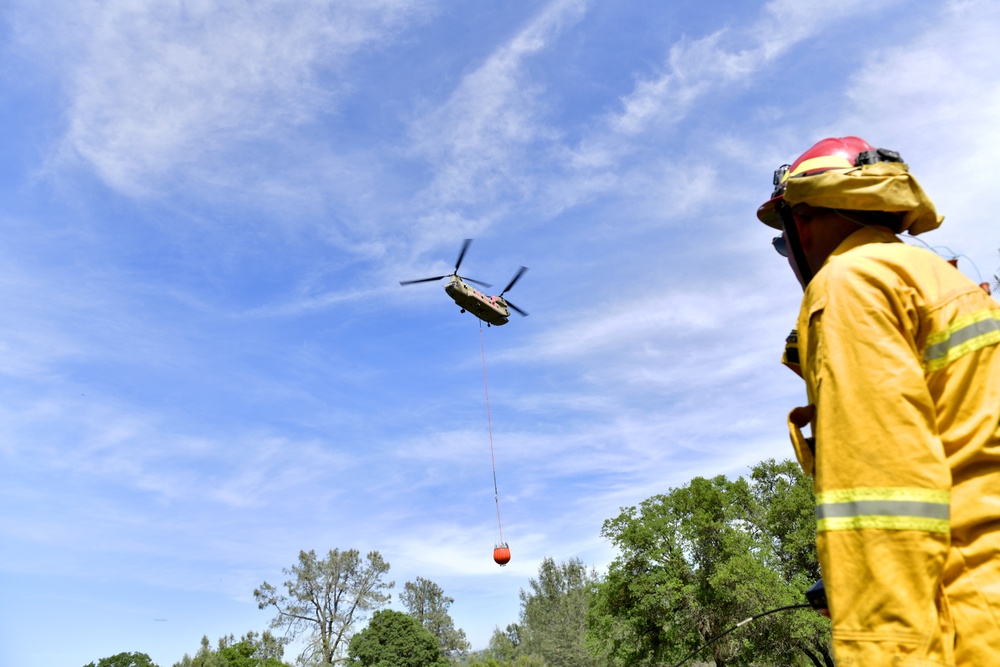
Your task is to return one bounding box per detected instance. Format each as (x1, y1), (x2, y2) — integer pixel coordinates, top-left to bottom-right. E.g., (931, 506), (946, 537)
(2, 1), (999, 665)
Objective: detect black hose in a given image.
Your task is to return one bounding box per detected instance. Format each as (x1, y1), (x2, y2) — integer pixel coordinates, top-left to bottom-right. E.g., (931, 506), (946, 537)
(669, 603), (812, 667)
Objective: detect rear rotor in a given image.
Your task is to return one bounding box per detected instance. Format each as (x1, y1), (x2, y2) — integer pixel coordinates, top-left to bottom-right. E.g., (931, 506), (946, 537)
(499, 266), (529, 316)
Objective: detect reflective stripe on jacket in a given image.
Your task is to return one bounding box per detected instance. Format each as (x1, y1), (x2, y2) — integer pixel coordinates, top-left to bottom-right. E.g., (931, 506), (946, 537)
(792, 226), (1000, 665)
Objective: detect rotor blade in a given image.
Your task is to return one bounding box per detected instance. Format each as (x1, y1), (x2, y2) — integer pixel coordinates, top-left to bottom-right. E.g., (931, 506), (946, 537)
(500, 266), (528, 295)
(399, 275), (448, 285)
(459, 276), (492, 288)
(455, 238), (473, 272)
(506, 300), (528, 317)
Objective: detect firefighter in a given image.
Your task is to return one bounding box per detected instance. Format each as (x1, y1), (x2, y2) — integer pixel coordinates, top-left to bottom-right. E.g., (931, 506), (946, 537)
(758, 136), (1000, 665)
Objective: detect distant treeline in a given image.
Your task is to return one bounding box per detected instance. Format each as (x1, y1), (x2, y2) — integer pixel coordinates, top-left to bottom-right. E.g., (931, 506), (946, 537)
(85, 458), (832, 667)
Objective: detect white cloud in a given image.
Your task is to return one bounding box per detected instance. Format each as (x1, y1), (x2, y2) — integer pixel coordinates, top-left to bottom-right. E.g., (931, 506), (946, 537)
(538, 1), (883, 227)
(43, 0), (432, 196)
(408, 0), (589, 210)
(8, 3), (998, 664)
(504, 276), (787, 371)
(597, 2), (878, 140)
(832, 0), (1000, 278)
(0, 236), (114, 379)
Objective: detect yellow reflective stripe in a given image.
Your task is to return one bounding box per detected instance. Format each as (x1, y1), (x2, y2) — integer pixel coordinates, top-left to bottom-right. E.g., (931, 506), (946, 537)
(816, 487), (949, 504)
(924, 308), (1000, 372)
(818, 516), (950, 533)
(787, 156), (854, 180)
(816, 487), (950, 534)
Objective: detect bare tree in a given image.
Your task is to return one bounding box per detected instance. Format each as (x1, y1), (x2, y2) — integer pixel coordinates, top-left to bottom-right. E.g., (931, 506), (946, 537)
(254, 549), (392, 666)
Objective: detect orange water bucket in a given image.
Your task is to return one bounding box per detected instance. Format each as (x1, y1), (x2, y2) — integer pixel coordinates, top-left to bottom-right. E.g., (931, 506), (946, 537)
(493, 543), (511, 566)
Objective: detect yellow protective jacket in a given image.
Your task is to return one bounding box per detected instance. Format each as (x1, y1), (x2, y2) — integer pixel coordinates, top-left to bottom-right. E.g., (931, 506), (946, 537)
(787, 226), (1000, 665)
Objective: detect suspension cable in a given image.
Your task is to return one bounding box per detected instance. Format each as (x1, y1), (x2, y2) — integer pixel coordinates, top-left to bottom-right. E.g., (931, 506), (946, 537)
(479, 319), (505, 546)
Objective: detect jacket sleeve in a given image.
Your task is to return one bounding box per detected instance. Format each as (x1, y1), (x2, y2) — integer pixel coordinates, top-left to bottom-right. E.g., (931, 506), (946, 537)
(803, 256), (953, 663)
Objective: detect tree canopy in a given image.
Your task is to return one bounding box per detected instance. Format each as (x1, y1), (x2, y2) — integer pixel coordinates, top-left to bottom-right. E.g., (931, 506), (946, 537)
(463, 656), (545, 667)
(172, 632), (290, 667)
(254, 548), (393, 666)
(484, 624), (523, 664)
(84, 459), (830, 667)
(518, 558), (607, 667)
(85, 652), (160, 667)
(589, 459), (832, 667)
(347, 609), (449, 667)
(400, 576), (471, 658)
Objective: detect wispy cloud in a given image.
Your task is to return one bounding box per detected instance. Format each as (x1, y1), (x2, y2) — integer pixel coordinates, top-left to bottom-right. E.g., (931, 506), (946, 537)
(573, 0), (875, 163)
(408, 0), (589, 211)
(4, 2), (995, 665)
(831, 0), (1000, 276)
(36, 0), (433, 197)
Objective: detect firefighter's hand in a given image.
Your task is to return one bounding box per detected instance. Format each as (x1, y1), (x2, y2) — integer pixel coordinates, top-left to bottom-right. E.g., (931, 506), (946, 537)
(789, 404), (815, 428)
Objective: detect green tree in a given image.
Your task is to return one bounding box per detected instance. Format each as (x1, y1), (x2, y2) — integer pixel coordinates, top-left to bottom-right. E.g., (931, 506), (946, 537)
(346, 609), (449, 667)
(400, 577), (471, 658)
(172, 636), (222, 667)
(254, 548), (393, 666)
(217, 631), (288, 667)
(589, 462), (832, 667)
(485, 624), (521, 663)
(172, 632), (290, 667)
(84, 652), (160, 667)
(747, 459), (833, 667)
(457, 625), (544, 667)
(518, 558), (607, 667)
(173, 636), (219, 667)
(462, 658), (544, 667)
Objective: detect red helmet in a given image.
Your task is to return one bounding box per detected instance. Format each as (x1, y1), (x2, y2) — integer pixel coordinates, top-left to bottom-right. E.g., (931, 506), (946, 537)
(757, 136), (903, 228)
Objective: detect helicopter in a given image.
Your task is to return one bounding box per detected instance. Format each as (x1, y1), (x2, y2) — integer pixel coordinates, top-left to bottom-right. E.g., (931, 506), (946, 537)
(399, 239), (528, 326)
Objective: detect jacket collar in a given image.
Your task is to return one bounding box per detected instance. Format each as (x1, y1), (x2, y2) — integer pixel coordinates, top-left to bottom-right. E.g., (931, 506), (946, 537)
(826, 225), (901, 263)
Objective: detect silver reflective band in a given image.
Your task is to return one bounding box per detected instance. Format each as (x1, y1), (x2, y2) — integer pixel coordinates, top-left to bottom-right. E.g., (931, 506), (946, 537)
(817, 500), (950, 521)
(924, 311), (1000, 371)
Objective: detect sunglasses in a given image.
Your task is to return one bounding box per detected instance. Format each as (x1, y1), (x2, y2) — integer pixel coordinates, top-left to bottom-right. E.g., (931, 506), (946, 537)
(772, 236), (787, 257)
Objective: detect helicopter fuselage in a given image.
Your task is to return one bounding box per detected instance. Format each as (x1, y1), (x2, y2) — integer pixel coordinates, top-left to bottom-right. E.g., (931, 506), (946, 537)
(399, 240), (526, 324)
(444, 276), (510, 326)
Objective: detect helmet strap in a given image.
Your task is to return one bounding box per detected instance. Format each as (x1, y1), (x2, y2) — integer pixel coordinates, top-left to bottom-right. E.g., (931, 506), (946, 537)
(778, 204), (814, 287)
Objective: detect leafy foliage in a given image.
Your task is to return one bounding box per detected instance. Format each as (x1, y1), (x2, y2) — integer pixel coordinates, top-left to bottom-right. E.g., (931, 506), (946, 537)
(589, 460), (832, 667)
(84, 652), (160, 667)
(461, 558), (608, 667)
(89, 460), (832, 667)
(486, 624), (522, 663)
(254, 548), (393, 666)
(347, 609), (449, 667)
(400, 577), (471, 657)
(457, 625), (545, 667)
(461, 656), (545, 667)
(518, 558), (608, 667)
(172, 632), (290, 667)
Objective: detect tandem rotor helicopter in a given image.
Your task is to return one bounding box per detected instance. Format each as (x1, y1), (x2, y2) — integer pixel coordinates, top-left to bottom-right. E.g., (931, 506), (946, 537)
(399, 239), (528, 326)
